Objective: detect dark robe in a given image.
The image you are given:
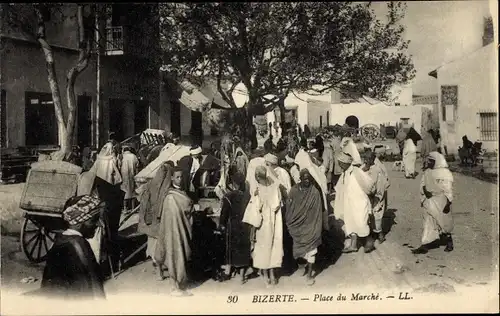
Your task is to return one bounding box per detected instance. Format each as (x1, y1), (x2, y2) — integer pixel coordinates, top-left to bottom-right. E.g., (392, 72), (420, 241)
(315, 135), (325, 157)
(220, 189), (252, 267)
(138, 164), (172, 237)
(276, 138), (287, 153)
(191, 211), (222, 279)
(154, 188), (193, 286)
(40, 234), (105, 300)
(285, 183), (324, 259)
(250, 127), (258, 150)
(93, 177), (124, 241)
(264, 138), (274, 153)
(406, 127), (422, 147)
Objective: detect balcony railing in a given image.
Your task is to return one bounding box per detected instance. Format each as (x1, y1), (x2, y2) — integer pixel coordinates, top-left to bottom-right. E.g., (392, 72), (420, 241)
(105, 26), (124, 55)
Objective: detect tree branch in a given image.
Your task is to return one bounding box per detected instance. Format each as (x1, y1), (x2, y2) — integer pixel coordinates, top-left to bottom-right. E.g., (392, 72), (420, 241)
(216, 58), (237, 108)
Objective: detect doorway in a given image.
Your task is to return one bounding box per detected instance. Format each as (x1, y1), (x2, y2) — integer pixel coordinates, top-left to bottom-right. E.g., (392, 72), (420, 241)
(25, 92), (58, 146)
(190, 110), (203, 146)
(77, 95), (92, 148)
(108, 98), (126, 142)
(170, 100), (181, 137)
(134, 99), (149, 134)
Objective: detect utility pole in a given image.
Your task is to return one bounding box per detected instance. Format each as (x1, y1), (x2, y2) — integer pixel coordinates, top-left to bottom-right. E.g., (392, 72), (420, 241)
(95, 4), (103, 149)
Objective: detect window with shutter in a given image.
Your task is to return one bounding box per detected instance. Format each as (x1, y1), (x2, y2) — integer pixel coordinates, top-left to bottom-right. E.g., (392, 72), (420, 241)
(479, 112), (498, 141)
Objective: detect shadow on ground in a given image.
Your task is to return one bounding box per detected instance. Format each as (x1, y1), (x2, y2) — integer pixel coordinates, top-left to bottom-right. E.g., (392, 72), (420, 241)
(383, 208), (398, 236)
(449, 164), (498, 184)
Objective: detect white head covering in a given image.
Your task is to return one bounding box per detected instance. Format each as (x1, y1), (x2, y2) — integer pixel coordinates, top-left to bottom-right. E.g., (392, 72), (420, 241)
(427, 151), (449, 169)
(337, 151), (353, 164)
(264, 153), (279, 165)
(90, 142), (122, 185)
(190, 146), (202, 155)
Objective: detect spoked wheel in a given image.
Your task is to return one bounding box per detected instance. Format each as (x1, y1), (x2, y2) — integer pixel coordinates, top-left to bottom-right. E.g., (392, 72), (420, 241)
(21, 216), (57, 263)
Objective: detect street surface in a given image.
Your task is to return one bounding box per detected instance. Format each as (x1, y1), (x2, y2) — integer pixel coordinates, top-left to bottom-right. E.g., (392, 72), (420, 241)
(1, 160), (498, 313)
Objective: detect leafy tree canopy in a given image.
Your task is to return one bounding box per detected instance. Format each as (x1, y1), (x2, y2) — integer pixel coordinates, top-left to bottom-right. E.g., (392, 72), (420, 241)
(160, 2), (416, 117)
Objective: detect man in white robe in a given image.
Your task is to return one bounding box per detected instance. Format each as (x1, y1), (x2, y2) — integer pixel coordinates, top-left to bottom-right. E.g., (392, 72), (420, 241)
(403, 138), (417, 178)
(243, 165), (283, 287)
(334, 152), (376, 253)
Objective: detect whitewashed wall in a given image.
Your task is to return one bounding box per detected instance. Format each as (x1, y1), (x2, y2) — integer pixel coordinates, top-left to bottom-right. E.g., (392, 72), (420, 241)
(326, 103), (429, 133)
(436, 44), (498, 154)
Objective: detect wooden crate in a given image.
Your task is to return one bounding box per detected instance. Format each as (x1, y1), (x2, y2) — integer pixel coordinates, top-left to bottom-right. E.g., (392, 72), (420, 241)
(20, 161), (82, 214)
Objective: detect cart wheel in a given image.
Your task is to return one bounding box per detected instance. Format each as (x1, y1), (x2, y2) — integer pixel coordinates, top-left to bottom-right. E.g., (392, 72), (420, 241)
(21, 217), (56, 263)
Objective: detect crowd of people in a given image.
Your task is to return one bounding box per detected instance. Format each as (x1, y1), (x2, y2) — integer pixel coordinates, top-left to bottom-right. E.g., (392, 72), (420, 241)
(29, 118), (455, 300)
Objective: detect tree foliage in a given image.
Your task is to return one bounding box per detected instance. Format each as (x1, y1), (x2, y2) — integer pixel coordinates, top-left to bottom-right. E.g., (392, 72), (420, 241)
(160, 2), (416, 118)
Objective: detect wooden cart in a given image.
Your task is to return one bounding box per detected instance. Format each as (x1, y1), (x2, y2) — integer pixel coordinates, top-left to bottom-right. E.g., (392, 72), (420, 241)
(19, 161), (83, 263)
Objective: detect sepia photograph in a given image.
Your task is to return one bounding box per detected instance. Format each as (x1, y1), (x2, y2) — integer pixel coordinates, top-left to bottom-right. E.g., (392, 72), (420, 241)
(0, 1), (498, 314)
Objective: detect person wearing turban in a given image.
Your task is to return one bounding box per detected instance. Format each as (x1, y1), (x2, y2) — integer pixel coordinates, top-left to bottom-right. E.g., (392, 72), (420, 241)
(334, 151), (376, 254)
(177, 145), (204, 201)
(264, 153), (292, 195)
(38, 195), (106, 300)
(243, 165), (283, 287)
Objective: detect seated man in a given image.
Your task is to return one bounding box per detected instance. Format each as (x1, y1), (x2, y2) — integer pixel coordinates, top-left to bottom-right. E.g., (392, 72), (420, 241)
(35, 195), (106, 301)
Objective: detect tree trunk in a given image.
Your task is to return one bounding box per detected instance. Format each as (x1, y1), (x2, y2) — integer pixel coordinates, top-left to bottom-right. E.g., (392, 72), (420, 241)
(35, 5), (67, 160)
(35, 5), (92, 161)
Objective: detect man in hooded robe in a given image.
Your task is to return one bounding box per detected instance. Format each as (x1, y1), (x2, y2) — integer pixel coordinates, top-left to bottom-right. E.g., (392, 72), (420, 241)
(138, 161), (174, 280)
(334, 152), (376, 254)
(37, 195), (105, 301)
(285, 169), (325, 286)
(154, 167), (194, 296)
(403, 136), (418, 178)
(233, 139), (249, 177)
(243, 165), (283, 287)
(264, 152), (293, 271)
(121, 145), (140, 211)
(87, 143), (124, 271)
(412, 152), (454, 254)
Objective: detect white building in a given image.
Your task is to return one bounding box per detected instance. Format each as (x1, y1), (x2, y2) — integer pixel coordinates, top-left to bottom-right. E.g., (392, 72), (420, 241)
(429, 43), (498, 155)
(306, 100), (432, 134)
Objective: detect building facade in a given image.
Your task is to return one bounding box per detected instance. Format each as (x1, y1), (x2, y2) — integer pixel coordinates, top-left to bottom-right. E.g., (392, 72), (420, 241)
(1, 3), (160, 151)
(429, 43), (498, 155)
